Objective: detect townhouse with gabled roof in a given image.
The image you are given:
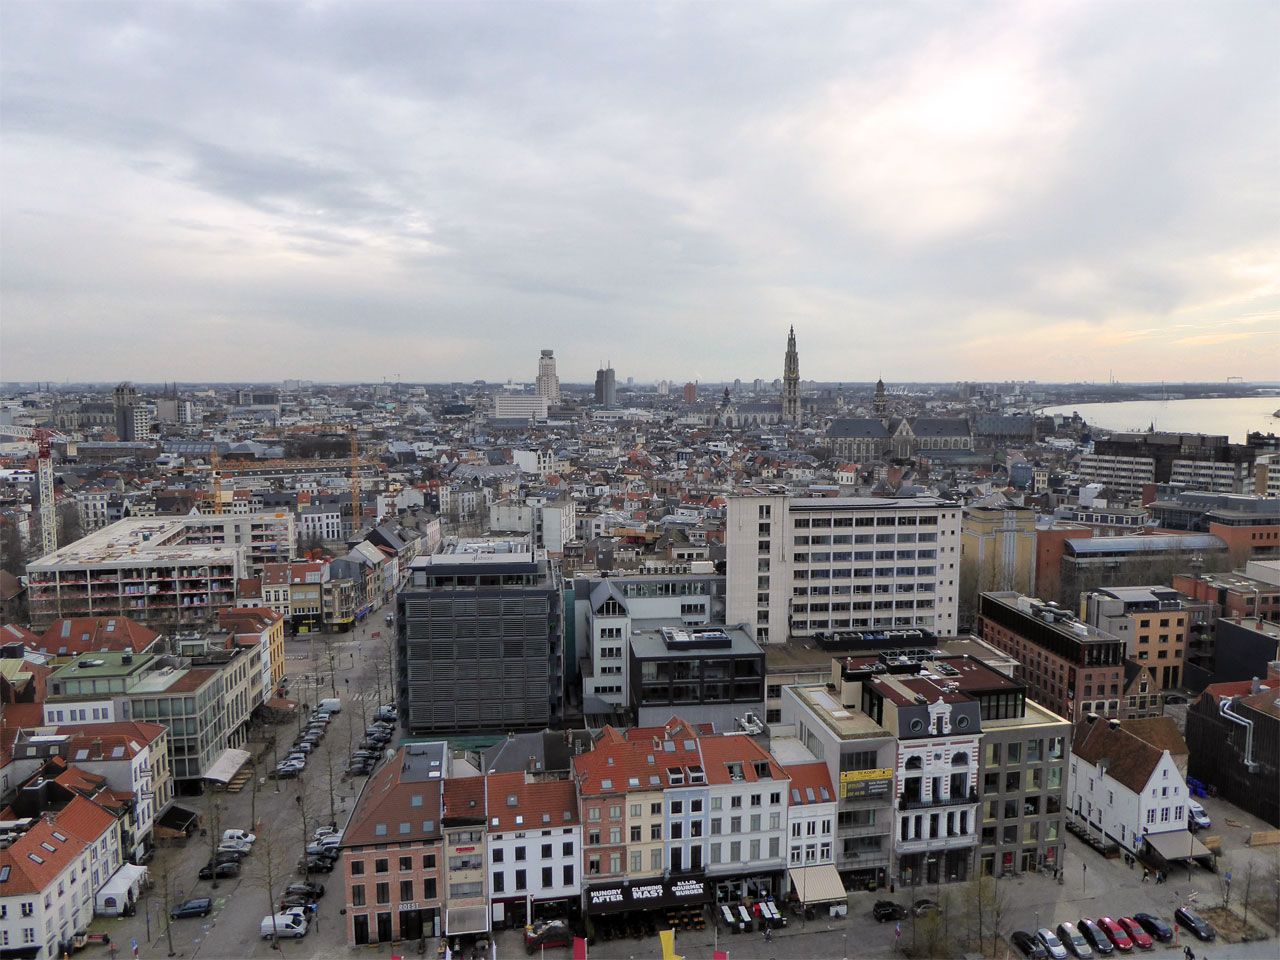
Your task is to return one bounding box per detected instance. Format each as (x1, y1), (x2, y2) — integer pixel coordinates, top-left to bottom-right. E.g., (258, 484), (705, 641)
(0, 793), (125, 960)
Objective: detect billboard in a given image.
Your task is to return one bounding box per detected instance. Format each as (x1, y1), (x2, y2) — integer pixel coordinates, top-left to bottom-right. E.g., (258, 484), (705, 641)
(840, 767), (893, 799)
(585, 877), (709, 914)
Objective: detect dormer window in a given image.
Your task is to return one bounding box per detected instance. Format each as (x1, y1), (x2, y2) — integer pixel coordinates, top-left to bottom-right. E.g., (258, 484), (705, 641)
(667, 768), (684, 786)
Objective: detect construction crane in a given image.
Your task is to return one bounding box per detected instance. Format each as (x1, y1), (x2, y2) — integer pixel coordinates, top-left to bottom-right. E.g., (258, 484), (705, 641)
(180, 430), (379, 536)
(0, 424), (73, 557)
(286, 424), (369, 537)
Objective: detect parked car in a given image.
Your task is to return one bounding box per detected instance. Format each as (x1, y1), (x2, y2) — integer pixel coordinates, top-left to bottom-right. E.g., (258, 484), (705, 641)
(260, 914), (308, 939)
(214, 850), (244, 864)
(1095, 917), (1132, 952)
(1012, 930), (1049, 959)
(1117, 917), (1152, 949)
(351, 750), (379, 761)
(1131, 914), (1173, 943)
(1174, 907), (1215, 941)
(271, 766), (301, 780)
(171, 898), (212, 919)
(872, 900), (905, 922)
(1036, 928), (1069, 960)
(218, 839), (252, 855)
(1187, 801), (1211, 831)
(284, 881), (325, 899)
(348, 761), (373, 776)
(911, 899), (939, 917)
(1079, 919), (1114, 955)
(221, 829), (256, 845)
(304, 842), (340, 857)
(279, 895), (319, 912)
(292, 741), (316, 754)
(299, 856), (335, 874)
(375, 705), (397, 722)
(198, 861), (240, 880)
(1056, 921), (1093, 959)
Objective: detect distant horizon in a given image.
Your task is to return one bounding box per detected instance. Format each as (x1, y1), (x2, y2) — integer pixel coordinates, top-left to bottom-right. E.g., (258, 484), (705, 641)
(4, 379), (1280, 392)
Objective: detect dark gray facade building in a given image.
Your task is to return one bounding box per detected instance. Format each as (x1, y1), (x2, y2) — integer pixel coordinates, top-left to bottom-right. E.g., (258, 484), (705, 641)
(396, 537), (563, 734)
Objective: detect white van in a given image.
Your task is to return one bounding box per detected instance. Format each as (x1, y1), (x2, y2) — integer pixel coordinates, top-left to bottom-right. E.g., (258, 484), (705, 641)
(317, 698), (342, 714)
(1188, 800), (1211, 830)
(260, 914), (308, 939)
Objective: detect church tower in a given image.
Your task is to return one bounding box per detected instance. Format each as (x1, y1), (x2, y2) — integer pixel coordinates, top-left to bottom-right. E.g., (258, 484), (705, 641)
(873, 377), (887, 419)
(782, 326), (801, 424)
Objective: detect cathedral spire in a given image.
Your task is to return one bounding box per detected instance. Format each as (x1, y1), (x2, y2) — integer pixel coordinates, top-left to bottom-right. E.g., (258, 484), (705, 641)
(782, 326), (801, 425)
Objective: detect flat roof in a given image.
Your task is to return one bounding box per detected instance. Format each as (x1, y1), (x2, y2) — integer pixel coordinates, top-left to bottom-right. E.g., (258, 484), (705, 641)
(788, 496), (952, 511)
(982, 698), (1069, 731)
(789, 684), (890, 741)
(628, 621), (760, 659)
(49, 651), (155, 680)
(765, 641), (839, 673)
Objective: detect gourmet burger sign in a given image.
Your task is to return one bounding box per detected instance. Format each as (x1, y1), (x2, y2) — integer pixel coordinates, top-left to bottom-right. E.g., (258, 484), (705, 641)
(585, 878), (708, 913)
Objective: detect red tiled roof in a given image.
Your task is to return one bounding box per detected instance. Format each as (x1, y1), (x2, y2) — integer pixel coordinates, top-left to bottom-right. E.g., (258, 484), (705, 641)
(0, 816), (87, 894)
(442, 776), (487, 823)
(485, 773), (578, 833)
(32, 617), (159, 656)
(782, 762), (835, 806)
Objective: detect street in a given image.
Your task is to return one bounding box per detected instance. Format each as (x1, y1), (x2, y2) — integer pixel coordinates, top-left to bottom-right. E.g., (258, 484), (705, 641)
(90, 605), (396, 960)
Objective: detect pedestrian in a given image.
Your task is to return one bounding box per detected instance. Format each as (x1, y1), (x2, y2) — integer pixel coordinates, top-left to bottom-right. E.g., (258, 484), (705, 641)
(1143, 868), (1149, 883)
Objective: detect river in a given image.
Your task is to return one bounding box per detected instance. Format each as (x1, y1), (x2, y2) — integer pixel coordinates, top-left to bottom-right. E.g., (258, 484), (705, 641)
(1040, 396), (1280, 443)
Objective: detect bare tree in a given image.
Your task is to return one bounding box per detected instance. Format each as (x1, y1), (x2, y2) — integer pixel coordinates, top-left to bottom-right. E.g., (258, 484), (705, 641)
(247, 817), (294, 951)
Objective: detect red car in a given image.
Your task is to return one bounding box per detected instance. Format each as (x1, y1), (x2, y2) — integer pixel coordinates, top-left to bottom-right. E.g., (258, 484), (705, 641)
(1097, 917), (1132, 952)
(1118, 917), (1152, 950)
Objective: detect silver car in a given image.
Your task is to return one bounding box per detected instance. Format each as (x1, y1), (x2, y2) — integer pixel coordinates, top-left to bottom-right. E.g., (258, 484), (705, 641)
(1037, 928), (1068, 960)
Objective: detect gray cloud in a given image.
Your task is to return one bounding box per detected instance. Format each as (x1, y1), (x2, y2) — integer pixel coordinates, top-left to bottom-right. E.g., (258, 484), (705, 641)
(1, 0), (1276, 383)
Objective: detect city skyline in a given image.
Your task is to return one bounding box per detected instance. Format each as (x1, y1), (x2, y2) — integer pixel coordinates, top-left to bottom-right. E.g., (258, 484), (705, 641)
(2, 1), (1276, 384)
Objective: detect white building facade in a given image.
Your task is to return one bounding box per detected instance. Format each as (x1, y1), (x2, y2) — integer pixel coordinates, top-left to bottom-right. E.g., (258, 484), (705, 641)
(726, 494), (962, 645)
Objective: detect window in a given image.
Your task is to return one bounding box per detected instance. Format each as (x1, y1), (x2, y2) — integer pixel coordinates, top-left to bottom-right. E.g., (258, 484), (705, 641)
(563, 865), (574, 886)
(399, 856), (412, 872)
(400, 880), (414, 901)
(516, 870), (527, 891)
(542, 867), (553, 889)
(351, 884), (366, 906)
(351, 861), (365, 876)
(374, 858), (388, 874)
(375, 882), (390, 905)
(493, 873), (505, 894)
(492, 848), (504, 863)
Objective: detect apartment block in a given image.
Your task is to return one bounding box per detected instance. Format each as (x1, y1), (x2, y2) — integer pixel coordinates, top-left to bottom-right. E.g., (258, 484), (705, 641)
(484, 773), (580, 929)
(726, 494), (961, 645)
(961, 503), (1037, 599)
(341, 742), (445, 945)
(1082, 587), (1189, 689)
(979, 592), (1127, 722)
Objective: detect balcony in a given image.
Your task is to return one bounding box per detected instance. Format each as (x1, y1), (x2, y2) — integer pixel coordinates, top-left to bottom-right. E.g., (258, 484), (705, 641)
(896, 790), (979, 811)
(896, 832), (978, 855)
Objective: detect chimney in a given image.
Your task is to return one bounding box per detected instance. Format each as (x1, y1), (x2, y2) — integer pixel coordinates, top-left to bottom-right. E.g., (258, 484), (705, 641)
(1251, 676), (1262, 695)
(1107, 718), (1120, 730)
(1086, 712), (1099, 725)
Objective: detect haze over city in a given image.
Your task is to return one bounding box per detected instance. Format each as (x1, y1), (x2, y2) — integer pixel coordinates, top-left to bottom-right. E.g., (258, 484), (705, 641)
(2, 1), (1277, 383)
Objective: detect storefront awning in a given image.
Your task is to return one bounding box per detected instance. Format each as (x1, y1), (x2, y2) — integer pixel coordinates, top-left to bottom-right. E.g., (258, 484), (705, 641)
(156, 803), (200, 833)
(446, 905), (489, 935)
(203, 747), (251, 784)
(789, 864), (846, 905)
(1146, 830), (1212, 862)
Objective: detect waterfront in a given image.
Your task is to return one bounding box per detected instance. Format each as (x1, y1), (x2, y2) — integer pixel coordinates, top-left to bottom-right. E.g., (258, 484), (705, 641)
(1041, 396), (1280, 443)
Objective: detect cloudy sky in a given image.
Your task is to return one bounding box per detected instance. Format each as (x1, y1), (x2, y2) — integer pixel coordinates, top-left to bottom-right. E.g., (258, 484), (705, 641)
(2, 1), (1276, 385)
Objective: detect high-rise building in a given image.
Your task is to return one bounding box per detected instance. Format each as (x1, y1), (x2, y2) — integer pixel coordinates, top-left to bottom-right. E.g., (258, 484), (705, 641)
(535, 349), (561, 404)
(782, 326), (801, 424)
(113, 382), (139, 441)
(594, 366), (616, 406)
(725, 493), (961, 644)
(396, 537), (563, 734)
(683, 382), (697, 403)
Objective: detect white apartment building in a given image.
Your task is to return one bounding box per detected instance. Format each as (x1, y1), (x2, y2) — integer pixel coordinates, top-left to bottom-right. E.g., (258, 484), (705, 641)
(0, 798), (124, 960)
(1170, 458), (1253, 495)
(1078, 454), (1156, 501)
(492, 393), (549, 421)
(726, 495), (961, 644)
(574, 572), (721, 708)
(782, 763), (837, 869)
(484, 775), (580, 929)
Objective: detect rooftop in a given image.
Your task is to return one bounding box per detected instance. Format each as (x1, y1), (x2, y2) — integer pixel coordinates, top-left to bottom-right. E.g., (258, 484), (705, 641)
(789, 684), (890, 741)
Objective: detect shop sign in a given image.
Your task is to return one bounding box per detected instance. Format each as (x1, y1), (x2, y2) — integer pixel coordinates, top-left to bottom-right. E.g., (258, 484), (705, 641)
(840, 767), (893, 783)
(586, 877), (708, 913)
